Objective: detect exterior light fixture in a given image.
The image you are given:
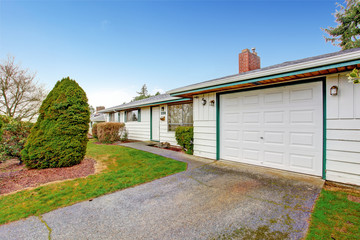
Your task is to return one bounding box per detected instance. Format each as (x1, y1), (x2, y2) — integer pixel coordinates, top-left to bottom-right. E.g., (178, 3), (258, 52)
(330, 86), (338, 96)
(210, 100), (215, 106)
(202, 98), (207, 106)
(161, 106), (165, 111)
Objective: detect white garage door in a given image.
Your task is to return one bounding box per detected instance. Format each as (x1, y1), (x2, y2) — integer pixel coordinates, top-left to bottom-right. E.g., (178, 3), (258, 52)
(220, 81), (323, 176)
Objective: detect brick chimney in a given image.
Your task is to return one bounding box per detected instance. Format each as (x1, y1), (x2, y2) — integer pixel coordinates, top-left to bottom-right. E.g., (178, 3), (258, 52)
(239, 48), (260, 73)
(96, 106), (105, 113)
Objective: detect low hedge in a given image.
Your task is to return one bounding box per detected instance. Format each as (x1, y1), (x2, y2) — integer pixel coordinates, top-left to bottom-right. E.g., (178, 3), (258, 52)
(92, 123), (98, 138)
(175, 126), (193, 155)
(97, 122), (125, 143)
(0, 115), (34, 163)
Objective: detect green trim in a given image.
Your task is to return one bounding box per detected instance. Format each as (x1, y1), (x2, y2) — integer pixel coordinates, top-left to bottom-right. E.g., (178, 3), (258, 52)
(322, 79), (327, 180)
(170, 60), (360, 96)
(216, 93), (220, 160)
(150, 106), (153, 141)
(138, 98), (191, 107)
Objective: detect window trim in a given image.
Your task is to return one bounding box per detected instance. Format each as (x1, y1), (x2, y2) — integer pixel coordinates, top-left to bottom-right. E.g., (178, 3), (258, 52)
(167, 103), (193, 131)
(125, 109), (141, 122)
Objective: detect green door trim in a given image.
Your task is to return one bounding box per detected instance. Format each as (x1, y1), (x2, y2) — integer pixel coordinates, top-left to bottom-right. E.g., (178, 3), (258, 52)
(150, 106), (153, 141)
(322, 79), (327, 180)
(216, 77), (327, 179)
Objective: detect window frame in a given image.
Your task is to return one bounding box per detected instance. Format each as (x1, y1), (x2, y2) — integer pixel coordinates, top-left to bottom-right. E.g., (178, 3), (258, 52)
(125, 109), (141, 122)
(167, 103), (193, 131)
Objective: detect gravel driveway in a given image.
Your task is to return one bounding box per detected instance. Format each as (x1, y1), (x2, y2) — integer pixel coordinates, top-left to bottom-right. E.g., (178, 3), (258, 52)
(0, 142), (323, 240)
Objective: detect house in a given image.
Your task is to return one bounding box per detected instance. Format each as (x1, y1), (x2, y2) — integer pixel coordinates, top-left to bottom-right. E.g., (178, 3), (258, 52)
(99, 93), (192, 146)
(102, 47), (360, 186)
(89, 106), (106, 133)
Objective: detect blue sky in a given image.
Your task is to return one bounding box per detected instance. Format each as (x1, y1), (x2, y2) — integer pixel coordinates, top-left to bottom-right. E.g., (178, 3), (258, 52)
(0, 0), (341, 108)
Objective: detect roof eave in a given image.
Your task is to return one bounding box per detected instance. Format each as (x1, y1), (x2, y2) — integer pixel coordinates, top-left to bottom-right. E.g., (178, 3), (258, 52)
(168, 50), (360, 96)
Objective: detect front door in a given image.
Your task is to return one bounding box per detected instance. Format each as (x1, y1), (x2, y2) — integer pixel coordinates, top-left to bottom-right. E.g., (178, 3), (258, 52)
(152, 107), (160, 141)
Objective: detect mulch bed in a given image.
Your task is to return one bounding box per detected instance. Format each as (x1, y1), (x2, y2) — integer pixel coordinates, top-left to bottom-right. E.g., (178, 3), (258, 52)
(93, 140), (140, 145)
(151, 145), (183, 152)
(0, 158), (95, 195)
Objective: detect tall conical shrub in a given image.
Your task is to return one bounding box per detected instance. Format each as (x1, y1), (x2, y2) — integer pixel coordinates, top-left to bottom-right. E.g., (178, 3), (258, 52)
(21, 77), (90, 169)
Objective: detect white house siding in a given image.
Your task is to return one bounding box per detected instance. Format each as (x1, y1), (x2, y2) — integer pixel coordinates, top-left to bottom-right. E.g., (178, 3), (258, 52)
(159, 104), (178, 146)
(123, 107), (151, 141)
(193, 93), (217, 159)
(326, 74), (360, 185)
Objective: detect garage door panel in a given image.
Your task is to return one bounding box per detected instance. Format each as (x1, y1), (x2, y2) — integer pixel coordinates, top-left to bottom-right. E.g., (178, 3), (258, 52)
(263, 151), (285, 165)
(243, 149), (261, 162)
(263, 131), (285, 145)
(243, 112), (260, 123)
(243, 131), (261, 143)
(224, 130), (239, 140)
(290, 132), (314, 147)
(290, 110), (315, 124)
(289, 154), (315, 170)
(264, 92), (284, 104)
(264, 111), (285, 124)
(221, 81), (323, 176)
(244, 95), (260, 105)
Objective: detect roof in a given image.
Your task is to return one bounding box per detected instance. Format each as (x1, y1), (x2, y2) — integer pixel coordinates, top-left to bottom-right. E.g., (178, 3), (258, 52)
(99, 94), (190, 113)
(168, 47), (360, 96)
(90, 114), (106, 122)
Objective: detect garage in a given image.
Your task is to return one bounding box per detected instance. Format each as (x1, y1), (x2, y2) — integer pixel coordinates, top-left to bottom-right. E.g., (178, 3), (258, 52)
(220, 81), (323, 176)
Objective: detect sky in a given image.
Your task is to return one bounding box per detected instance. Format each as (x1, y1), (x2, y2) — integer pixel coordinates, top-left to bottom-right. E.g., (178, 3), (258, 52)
(0, 0), (342, 108)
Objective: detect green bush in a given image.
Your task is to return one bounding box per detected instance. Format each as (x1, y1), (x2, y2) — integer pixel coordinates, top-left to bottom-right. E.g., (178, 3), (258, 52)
(175, 126), (194, 155)
(97, 122), (125, 143)
(0, 116), (33, 163)
(92, 123), (98, 139)
(21, 77), (90, 169)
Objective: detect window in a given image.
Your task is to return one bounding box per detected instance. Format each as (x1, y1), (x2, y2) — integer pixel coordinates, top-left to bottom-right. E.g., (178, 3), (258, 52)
(109, 113), (115, 122)
(126, 109), (140, 122)
(118, 112), (121, 122)
(168, 103), (193, 131)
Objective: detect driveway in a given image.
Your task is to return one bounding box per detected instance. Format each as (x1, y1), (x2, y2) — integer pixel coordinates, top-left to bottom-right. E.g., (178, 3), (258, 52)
(0, 142), (323, 240)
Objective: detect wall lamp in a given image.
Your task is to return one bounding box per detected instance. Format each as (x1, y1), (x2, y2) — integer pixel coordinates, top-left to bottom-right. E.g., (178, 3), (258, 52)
(202, 98), (207, 105)
(210, 100), (215, 106)
(330, 86), (338, 96)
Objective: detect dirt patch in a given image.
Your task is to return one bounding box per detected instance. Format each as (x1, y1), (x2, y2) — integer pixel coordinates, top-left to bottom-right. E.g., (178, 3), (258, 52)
(325, 181), (360, 194)
(0, 158), (95, 195)
(348, 195), (360, 203)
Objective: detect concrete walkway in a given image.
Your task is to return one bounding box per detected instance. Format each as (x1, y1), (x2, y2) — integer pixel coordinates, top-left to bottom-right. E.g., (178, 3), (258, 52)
(0, 142), (324, 240)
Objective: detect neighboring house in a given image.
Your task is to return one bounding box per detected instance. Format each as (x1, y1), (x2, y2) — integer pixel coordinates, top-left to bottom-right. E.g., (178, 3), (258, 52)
(99, 94), (192, 146)
(102, 47), (360, 186)
(89, 106), (106, 133)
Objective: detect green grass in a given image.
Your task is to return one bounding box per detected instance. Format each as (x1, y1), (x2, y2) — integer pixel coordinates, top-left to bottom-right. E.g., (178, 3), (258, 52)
(306, 186), (360, 240)
(0, 140), (187, 225)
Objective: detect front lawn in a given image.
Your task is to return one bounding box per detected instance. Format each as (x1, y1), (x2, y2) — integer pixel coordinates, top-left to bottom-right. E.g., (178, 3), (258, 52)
(306, 183), (360, 239)
(0, 140), (187, 225)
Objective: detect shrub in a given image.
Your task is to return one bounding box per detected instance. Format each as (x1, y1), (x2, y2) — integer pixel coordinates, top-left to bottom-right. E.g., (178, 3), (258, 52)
(21, 77), (90, 169)
(92, 123), (98, 139)
(97, 122), (125, 143)
(0, 117), (3, 142)
(0, 116), (33, 163)
(119, 127), (128, 142)
(175, 126), (193, 155)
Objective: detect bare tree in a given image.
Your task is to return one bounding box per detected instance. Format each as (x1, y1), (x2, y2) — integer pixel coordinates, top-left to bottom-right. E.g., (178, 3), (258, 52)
(0, 56), (46, 121)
